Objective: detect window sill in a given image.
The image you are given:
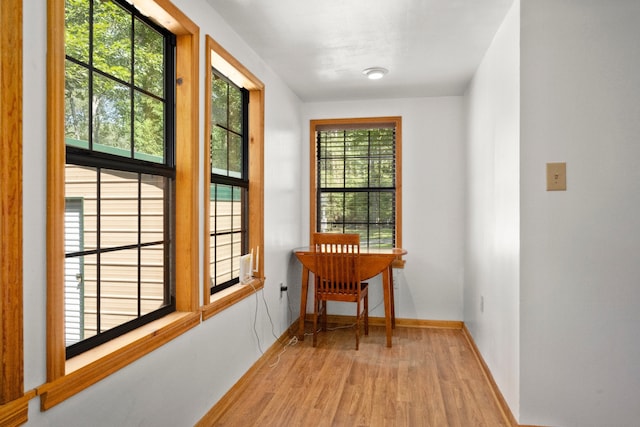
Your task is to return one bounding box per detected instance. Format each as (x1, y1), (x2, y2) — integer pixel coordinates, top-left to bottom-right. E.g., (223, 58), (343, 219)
(37, 311), (200, 410)
(0, 390), (37, 426)
(201, 278), (265, 321)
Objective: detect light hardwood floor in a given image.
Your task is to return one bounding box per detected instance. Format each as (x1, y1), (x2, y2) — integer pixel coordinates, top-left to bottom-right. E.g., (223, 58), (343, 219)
(201, 324), (510, 427)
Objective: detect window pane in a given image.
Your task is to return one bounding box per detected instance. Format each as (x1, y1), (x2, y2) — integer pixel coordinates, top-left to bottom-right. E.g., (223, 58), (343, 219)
(79, 254), (98, 340)
(345, 192), (369, 224)
(231, 187), (243, 230)
(140, 244), (166, 315)
(140, 174), (165, 243)
(228, 84), (242, 134)
(65, 0), (90, 63)
(228, 133), (242, 178)
(100, 169), (139, 248)
(213, 231), (242, 284)
(215, 184), (234, 233)
(93, 73), (132, 154)
(369, 192), (395, 224)
(100, 248), (138, 333)
(369, 158), (395, 187)
(65, 60), (90, 148)
(134, 91), (164, 162)
(211, 126), (227, 174)
(65, 165), (98, 251)
(214, 233), (233, 284)
(134, 18), (164, 97)
(319, 157), (345, 188)
(93, 0), (131, 82)
(211, 75), (228, 127)
(345, 156), (368, 187)
(65, 198), (85, 347)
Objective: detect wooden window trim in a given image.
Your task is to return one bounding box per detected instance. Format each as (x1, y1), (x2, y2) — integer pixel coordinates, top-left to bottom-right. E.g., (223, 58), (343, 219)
(309, 117), (405, 267)
(41, 0), (200, 410)
(202, 35), (265, 320)
(0, 0), (35, 424)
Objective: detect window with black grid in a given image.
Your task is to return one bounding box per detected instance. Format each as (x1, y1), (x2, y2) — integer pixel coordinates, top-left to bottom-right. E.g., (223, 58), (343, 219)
(316, 126), (397, 249)
(63, 0), (176, 358)
(208, 69), (249, 294)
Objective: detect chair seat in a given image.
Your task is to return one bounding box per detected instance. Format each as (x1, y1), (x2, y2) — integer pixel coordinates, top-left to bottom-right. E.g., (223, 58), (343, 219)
(317, 282), (368, 300)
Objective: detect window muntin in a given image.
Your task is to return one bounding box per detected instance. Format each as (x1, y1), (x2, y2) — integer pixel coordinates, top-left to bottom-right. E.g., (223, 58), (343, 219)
(63, 0), (175, 358)
(208, 70), (249, 294)
(316, 126), (397, 249)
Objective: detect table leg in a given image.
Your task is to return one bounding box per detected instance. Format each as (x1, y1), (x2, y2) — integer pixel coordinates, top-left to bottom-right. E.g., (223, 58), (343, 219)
(382, 267), (392, 347)
(389, 266), (396, 329)
(298, 266), (309, 340)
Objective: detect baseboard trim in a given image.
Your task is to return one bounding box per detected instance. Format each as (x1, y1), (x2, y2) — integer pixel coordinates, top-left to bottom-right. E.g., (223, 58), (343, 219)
(194, 328), (292, 426)
(461, 324), (520, 427)
(304, 313), (463, 330)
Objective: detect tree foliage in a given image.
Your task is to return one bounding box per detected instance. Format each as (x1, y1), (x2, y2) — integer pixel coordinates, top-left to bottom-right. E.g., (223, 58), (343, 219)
(210, 73), (243, 178)
(65, 0), (166, 162)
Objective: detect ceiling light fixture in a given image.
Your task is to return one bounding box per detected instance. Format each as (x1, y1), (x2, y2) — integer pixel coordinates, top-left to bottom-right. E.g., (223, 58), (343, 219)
(362, 67), (388, 80)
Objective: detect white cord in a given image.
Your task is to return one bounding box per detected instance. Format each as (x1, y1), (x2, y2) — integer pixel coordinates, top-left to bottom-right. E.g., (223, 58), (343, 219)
(248, 281), (264, 354)
(260, 284), (282, 342)
(302, 298), (384, 336)
(269, 335), (299, 368)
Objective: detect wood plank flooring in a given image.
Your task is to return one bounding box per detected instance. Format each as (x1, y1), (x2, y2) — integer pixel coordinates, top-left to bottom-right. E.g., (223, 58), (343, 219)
(203, 324), (510, 427)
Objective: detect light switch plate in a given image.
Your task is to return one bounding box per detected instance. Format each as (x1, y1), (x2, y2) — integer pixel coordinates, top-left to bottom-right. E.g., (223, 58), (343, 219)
(546, 162), (566, 191)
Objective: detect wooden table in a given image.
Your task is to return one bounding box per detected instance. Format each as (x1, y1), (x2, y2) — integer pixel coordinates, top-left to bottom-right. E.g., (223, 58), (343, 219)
(294, 247), (407, 347)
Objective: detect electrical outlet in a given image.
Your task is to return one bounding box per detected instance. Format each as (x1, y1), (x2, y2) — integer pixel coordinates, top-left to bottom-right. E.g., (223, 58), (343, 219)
(280, 282), (287, 298)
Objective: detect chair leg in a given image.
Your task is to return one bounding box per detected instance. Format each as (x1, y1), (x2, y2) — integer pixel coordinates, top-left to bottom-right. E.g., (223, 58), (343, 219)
(355, 299), (360, 351)
(313, 296), (319, 347)
(321, 300), (327, 332)
(364, 294), (369, 336)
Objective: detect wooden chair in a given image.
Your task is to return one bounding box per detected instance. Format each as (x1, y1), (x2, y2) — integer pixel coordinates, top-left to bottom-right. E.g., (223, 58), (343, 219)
(312, 233), (368, 350)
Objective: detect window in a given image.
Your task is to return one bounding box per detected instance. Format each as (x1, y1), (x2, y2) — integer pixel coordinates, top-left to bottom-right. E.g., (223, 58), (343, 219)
(310, 118), (403, 250)
(208, 70), (249, 293)
(43, 0), (199, 408)
(63, 0), (176, 358)
(203, 36), (264, 313)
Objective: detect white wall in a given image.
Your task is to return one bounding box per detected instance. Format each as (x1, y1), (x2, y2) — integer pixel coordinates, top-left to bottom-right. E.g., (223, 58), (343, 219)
(302, 98), (465, 322)
(463, 0), (520, 419)
(520, 1), (640, 426)
(22, 0), (303, 425)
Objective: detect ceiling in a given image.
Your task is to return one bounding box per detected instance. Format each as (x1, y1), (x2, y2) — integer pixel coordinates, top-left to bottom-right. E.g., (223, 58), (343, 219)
(206, 0), (514, 102)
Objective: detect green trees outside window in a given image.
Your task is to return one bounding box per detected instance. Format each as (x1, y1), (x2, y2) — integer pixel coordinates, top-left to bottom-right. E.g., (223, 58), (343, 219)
(317, 128), (397, 248)
(65, 0), (168, 162)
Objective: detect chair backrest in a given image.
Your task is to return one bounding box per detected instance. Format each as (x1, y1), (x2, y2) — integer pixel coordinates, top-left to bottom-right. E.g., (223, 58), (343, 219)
(312, 233), (361, 297)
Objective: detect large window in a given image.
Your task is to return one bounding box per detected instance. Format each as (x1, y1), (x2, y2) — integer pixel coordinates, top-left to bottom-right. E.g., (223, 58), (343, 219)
(44, 0), (199, 408)
(203, 36), (264, 312)
(63, 0), (175, 358)
(208, 70), (248, 293)
(311, 118), (402, 249)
